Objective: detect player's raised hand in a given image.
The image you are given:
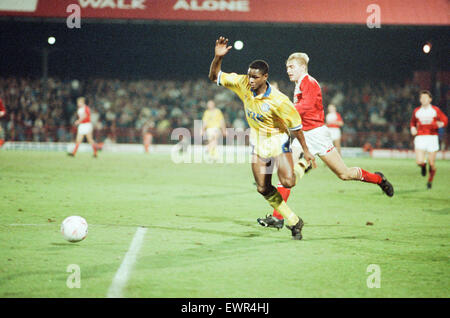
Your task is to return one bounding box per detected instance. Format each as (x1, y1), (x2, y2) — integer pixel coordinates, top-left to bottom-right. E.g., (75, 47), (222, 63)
(215, 36), (232, 57)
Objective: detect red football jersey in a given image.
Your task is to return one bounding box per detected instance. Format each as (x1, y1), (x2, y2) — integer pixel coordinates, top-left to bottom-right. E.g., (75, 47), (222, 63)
(410, 105), (448, 136)
(326, 112), (343, 128)
(77, 105), (91, 124)
(293, 74), (325, 131)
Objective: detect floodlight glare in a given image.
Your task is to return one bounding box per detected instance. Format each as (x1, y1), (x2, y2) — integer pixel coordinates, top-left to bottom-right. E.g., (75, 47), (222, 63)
(234, 40), (244, 50)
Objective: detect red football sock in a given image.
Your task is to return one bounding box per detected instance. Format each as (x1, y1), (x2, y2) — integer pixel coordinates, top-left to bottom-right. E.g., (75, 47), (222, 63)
(428, 167), (436, 183)
(72, 143), (80, 155)
(273, 183), (290, 220)
(0, 139), (4, 147)
(360, 168), (382, 184)
(92, 144), (97, 155)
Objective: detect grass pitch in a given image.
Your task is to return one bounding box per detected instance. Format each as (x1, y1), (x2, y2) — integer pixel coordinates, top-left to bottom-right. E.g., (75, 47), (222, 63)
(0, 151), (449, 298)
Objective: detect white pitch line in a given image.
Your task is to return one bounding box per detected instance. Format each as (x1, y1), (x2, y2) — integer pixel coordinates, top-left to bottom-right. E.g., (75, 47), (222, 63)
(8, 224), (53, 226)
(107, 226), (147, 298)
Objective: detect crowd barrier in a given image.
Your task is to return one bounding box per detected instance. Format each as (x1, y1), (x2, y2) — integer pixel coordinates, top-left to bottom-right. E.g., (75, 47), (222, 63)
(2, 142), (449, 160)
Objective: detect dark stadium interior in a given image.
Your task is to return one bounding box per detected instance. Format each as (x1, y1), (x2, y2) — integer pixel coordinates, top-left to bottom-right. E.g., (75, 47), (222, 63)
(1, 21), (449, 81)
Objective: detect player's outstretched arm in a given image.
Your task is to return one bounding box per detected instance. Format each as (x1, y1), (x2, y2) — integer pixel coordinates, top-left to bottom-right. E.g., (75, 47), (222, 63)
(208, 36), (232, 82)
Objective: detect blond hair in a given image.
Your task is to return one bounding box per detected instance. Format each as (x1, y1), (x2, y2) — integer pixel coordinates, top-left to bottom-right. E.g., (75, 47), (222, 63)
(286, 52), (309, 71)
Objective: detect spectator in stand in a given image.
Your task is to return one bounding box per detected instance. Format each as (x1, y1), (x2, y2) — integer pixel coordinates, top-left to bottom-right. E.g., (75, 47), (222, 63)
(0, 76), (446, 151)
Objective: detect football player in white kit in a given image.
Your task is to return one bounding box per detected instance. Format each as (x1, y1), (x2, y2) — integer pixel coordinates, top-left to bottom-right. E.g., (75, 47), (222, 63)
(68, 97), (98, 158)
(325, 104), (344, 155)
(410, 90), (448, 189)
(257, 52), (394, 229)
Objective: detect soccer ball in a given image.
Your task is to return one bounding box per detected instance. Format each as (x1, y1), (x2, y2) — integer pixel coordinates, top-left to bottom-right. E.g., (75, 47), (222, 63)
(61, 216), (88, 243)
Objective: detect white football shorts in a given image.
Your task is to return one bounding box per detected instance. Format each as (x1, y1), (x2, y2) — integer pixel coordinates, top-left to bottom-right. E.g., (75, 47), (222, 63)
(291, 125), (335, 157)
(78, 123), (93, 135)
(206, 128), (221, 141)
(328, 127), (341, 141)
(414, 135), (439, 152)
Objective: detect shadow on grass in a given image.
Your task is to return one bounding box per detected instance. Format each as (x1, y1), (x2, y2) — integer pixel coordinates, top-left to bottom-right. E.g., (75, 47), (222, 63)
(140, 224), (263, 238)
(392, 188), (426, 195)
(303, 235), (372, 242)
(50, 242), (82, 246)
(174, 190), (251, 200)
(175, 214), (255, 228)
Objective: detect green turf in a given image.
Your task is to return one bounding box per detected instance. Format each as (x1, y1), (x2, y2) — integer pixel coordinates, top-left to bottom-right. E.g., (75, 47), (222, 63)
(0, 151), (449, 297)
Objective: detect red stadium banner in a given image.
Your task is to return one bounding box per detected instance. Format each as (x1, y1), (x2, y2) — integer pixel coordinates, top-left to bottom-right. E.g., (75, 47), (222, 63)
(0, 0), (448, 25)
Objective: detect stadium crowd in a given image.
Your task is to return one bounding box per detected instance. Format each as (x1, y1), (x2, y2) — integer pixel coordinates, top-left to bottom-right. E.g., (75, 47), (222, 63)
(0, 76), (447, 149)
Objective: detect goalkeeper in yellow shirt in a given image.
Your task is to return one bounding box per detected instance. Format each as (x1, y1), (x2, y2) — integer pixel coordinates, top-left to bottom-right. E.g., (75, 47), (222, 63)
(208, 36), (315, 240)
(202, 100), (226, 161)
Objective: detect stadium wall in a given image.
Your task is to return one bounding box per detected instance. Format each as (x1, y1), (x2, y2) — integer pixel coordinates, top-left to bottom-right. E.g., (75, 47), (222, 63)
(0, 0), (448, 25)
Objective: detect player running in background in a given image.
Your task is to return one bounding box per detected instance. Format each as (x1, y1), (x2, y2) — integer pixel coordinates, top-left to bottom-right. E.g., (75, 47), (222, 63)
(209, 36), (315, 240)
(142, 119), (155, 154)
(201, 100), (226, 161)
(257, 52), (393, 229)
(410, 90), (448, 189)
(326, 104), (344, 155)
(68, 97), (98, 158)
(0, 97), (6, 147)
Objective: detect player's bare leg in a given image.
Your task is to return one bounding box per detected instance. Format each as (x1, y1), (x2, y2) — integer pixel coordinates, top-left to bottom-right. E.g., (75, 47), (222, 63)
(251, 154), (274, 195)
(426, 151), (437, 189)
(143, 133), (153, 153)
(0, 126), (4, 147)
(415, 149), (427, 176)
(252, 154), (304, 239)
(208, 136), (218, 160)
(333, 138), (342, 155)
(275, 152), (296, 188)
(320, 148), (394, 196)
(69, 133), (84, 157)
(86, 132), (98, 158)
(319, 149), (361, 180)
(206, 131), (220, 161)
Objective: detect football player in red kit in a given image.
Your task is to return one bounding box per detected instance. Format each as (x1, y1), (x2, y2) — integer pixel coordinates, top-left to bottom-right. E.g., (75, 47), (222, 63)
(258, 52), (394, 229)
(326, 104), (344, 155)
(0, 98), (6, 147)
(410, 90), (448, 189)
(68, 97), (98, 158)
(142, 119), (155, 154)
